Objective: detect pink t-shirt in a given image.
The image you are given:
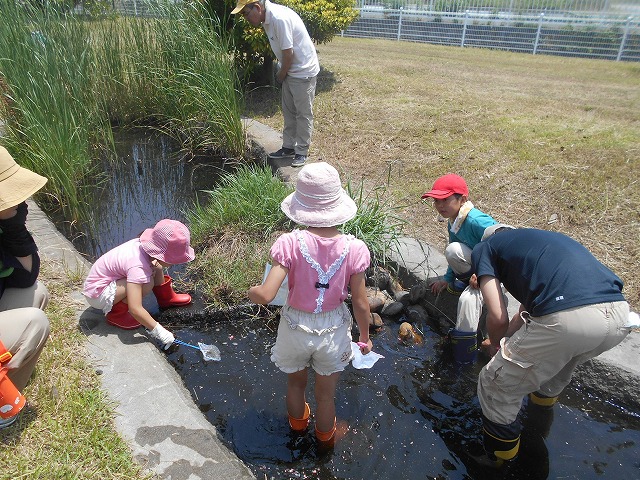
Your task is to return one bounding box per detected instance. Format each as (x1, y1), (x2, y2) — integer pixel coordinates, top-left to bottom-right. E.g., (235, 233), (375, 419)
(270, 230), (371, 313)
(83, 238), (155, 298)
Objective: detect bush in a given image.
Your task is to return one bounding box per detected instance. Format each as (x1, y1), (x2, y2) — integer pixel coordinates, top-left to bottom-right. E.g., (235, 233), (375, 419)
(224, 0), (359, 80)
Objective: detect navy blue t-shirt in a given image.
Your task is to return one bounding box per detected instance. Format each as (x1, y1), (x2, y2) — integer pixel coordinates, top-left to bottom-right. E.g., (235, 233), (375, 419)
(471, 229), (625, 316)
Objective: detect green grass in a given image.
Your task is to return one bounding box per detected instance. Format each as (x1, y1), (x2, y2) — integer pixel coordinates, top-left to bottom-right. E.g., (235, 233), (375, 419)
(187, 164), (406, 307)
(0, 264), (151, 479)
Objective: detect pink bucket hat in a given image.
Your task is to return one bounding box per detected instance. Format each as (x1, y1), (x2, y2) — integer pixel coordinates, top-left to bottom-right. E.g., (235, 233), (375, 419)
(280, 162), (357, 228)
(140, 219), (195, 264)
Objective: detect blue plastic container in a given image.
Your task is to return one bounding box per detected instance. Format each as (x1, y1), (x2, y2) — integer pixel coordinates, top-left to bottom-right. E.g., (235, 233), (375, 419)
(450, 329), (478, 363)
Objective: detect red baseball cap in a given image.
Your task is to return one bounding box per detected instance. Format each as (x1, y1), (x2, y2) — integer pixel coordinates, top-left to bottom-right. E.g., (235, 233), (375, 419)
(421, 174), (469, 199)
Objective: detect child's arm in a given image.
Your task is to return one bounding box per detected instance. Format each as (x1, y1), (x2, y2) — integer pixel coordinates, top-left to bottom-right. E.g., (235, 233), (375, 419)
(127, 281), (175, 349)
(125, 282), (157, 330)
(349, 271), (372, 354)
(248, 261), (288, 305)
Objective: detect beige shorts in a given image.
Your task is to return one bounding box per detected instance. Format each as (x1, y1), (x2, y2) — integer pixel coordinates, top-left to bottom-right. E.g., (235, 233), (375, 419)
(271, 303), (354, 376)
(84, 281), (117, 314)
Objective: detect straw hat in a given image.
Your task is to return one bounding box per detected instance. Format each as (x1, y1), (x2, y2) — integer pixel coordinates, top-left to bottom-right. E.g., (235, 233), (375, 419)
(280, 162), (357, 228)
(140, 219), (195, 264)
(0, 146), (48, 211)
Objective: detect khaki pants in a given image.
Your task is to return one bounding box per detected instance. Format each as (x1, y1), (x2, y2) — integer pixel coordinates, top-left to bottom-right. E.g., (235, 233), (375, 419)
(0, 281), (50, 391)
(281, 75), (317, 156)
(478, 300), (629, 426)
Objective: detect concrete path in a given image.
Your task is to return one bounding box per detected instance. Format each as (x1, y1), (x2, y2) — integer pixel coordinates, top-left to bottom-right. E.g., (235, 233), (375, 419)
(21, 118), (640, 479)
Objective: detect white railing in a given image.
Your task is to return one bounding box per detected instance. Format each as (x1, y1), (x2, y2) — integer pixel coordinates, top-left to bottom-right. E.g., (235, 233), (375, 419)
(343, 8), (639, 61)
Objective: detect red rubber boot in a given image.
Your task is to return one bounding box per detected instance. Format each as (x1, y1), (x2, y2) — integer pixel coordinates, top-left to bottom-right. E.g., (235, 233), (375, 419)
(153, 275), (192, 308)
(106, 301), (141, 330)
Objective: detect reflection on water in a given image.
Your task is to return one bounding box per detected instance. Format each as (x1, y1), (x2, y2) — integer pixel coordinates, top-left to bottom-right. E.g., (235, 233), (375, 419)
(52, 130), (227, 263)
(167, 314), (640, 480)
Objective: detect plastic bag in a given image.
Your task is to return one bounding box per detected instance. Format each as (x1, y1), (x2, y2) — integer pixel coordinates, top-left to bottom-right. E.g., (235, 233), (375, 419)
(624, 311), (640, 329)
(262, 263), (289, 306)
(350, 342), (384, 369)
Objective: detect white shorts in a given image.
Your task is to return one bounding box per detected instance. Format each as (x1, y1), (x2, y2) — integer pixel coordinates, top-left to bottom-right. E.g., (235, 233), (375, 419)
(84, 281), (117, 314)
(271, 303), (354, 376)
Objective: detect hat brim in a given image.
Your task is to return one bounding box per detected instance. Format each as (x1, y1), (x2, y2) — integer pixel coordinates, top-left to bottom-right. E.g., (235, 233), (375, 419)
(140, 227), (195, 264)
(481, 223), (515, 242)
(0, 167), (48, 211)
(231, 0), (258, 14)
(421, 189), (453, 199)
(281, 190), (358, 228)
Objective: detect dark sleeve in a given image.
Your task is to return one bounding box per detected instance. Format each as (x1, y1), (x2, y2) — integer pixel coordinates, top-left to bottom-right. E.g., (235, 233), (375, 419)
(2, 251), (40, 289)
(0, 202), (38, 257)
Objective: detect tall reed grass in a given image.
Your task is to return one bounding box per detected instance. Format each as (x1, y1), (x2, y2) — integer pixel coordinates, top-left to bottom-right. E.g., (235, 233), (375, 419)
(0, 0), (244, 223)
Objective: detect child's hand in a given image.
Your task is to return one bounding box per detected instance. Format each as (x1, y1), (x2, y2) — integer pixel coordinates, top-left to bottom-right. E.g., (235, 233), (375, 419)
(357, 339), (372, 355)
(469, 274), (479, 289)
(148, 323), (175, 350)
(430, 280), (448, 295)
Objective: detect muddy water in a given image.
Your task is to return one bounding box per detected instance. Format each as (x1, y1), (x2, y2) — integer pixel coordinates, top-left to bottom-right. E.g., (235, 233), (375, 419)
(51, 130), (227, 263)
(167, 313), (640, 480)
(52, 131), (640, 479)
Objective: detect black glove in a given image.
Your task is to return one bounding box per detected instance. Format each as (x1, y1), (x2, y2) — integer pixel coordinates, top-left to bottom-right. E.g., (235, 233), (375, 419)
(0, 202), (38, 257)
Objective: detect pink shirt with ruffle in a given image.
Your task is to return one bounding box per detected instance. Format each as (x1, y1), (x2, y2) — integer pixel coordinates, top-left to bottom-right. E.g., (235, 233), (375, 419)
(83, 238), (154, 298)
(270, 230), (371, 313)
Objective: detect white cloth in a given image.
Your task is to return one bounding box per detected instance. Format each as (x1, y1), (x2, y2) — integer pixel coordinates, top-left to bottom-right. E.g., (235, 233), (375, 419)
(262, 263), (288, 306)
(350, 342), (384, 369)
(148, 323), (175, 350)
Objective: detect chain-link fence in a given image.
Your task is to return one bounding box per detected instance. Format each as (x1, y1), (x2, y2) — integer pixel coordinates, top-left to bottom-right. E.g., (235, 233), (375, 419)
(342, 2), (639, 61)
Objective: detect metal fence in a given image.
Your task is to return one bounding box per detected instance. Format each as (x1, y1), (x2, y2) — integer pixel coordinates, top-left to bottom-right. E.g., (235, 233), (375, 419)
(110, 0), (640, 61)
(343, 6), (640, 61)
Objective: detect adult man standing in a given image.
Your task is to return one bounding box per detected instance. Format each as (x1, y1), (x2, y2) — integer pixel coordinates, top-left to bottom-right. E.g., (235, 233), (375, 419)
(232, 0), (320, 167)
(471, 227), (629, 466)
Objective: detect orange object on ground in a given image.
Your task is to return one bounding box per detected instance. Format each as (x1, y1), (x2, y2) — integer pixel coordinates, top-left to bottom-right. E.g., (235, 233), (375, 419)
(0, 341), (26, 420)
(153, 275), (192, 308)
(288, 402), (310, 431)
(106, 300), (141, 330)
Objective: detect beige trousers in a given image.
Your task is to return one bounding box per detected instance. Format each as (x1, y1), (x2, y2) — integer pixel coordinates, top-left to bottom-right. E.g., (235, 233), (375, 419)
(0, 281), (50, 391)
(281, 75), (317, 156)
(478, 300), (629, 426)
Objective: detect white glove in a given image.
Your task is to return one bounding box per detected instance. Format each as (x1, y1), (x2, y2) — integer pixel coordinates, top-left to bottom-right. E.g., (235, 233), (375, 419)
(148, 323), (175, 350)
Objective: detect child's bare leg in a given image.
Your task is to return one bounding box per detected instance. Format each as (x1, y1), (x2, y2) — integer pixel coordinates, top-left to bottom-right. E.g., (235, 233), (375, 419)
(314, 372), (340, 433)
(113, 279), (128, 304)
(286, 369), (308, 419)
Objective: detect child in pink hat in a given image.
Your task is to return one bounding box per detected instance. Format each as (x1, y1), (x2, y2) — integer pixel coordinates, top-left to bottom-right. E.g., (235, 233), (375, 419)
(82, 219), (195, 349)
(248, 162), (373, 448)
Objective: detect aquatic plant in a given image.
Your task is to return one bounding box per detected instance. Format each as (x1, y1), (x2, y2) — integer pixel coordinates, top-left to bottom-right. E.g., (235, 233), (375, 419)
(186, 164), (405, 307)
(0, 0), (244, 223)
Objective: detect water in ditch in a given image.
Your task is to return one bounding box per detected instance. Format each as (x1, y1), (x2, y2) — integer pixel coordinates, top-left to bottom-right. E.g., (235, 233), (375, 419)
(52, 131), (640, 480)
(50, 129), (227, 264)
(166, 311), (640, 480)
